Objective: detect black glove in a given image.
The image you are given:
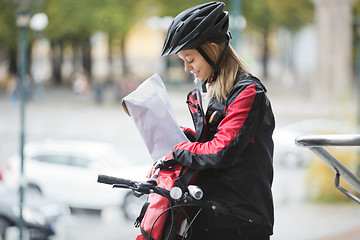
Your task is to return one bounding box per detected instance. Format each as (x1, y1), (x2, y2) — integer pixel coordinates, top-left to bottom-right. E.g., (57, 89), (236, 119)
(154, 157), (177, 169)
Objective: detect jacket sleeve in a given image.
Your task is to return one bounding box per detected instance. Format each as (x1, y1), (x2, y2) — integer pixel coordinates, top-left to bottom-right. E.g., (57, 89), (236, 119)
(172, 83), (265, 170)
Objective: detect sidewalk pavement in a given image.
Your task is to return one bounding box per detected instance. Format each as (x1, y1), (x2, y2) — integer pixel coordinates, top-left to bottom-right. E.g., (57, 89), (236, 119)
(273, 202), (360, 240)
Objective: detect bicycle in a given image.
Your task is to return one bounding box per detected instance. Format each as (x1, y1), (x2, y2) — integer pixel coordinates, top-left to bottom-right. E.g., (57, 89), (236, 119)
(97, 170), (258, 240)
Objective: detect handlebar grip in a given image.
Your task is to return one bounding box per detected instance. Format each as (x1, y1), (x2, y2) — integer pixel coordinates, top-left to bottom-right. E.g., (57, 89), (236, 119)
(97, 174), (133, 186)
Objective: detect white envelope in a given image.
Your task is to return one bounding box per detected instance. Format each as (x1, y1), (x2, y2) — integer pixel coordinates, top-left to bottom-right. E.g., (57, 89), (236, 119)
(122, 73), (188, 161)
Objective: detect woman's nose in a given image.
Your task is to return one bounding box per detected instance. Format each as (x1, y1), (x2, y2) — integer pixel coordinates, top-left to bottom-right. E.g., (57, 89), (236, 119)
(184, 62), (192, 72)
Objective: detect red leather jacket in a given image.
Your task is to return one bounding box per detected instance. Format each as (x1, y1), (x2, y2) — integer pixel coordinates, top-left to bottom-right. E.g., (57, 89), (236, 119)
(172, 73), (275, 234)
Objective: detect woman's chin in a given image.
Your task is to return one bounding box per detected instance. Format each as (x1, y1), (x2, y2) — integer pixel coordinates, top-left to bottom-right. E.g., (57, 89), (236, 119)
(197, 77), (205, 82)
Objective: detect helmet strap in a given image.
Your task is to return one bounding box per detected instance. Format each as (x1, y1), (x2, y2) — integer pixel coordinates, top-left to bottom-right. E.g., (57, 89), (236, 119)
(202, 79), (208, 93)
(197, 42), (229, 93)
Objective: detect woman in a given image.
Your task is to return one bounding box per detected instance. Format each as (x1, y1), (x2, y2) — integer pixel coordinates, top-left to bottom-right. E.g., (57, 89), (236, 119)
(155, 2), (275, 239)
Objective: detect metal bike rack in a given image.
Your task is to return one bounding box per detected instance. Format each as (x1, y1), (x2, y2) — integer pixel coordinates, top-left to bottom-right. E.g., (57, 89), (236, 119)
(295, 134), (360, 204)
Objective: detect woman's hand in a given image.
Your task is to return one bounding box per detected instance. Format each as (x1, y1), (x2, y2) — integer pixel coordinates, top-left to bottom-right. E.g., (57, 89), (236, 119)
(153, 156), (176, 169)
(146, 153), (176, 178)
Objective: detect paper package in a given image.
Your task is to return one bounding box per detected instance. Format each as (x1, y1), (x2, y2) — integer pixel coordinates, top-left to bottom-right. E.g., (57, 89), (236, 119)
(122, 73), (188, 161)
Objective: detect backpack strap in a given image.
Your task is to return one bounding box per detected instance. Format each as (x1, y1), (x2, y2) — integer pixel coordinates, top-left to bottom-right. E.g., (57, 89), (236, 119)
(134, 201), (150, 228)
(186, 88), (207, 142)
(174, 167), (197, 191)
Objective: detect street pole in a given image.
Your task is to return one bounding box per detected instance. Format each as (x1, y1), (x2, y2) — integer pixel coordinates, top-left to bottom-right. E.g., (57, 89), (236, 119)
(16, 7), (30, 240)
(19, 23), (26, 240)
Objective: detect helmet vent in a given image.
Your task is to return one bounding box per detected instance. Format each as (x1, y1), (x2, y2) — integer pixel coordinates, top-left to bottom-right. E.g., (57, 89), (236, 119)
(175, 22), (184, 32)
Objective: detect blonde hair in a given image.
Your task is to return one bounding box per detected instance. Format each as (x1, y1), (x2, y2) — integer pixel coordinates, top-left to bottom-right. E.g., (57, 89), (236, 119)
(199, 41), (251, 102)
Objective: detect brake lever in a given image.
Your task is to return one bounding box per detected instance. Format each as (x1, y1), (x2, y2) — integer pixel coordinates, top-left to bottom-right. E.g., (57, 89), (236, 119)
(132, 190), (144, 198)
(113, 184), (132, 189)
(133, 179), (157, 194)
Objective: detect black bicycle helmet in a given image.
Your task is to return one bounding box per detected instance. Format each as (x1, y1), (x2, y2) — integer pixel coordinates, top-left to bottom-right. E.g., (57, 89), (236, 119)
(160, 1), (231, 57)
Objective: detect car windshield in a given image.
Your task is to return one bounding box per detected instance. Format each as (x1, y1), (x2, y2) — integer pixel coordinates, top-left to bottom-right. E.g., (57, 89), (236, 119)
(25, 141), (141, 169)
(30, 150), (134, 168)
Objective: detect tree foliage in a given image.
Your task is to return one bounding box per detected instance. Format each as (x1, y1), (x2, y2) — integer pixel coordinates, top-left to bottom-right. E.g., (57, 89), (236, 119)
(0, 1), (19, 50)
(0, 0), (345, 81)
(0, 0), (315, 50)
(242, 0), (313, 33)
(42, 0), (153, 45)
(354, 0), (360, 15)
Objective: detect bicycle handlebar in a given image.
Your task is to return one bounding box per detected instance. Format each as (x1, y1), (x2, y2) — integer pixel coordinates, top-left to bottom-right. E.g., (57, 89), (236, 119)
(97, 174), (261, 224)
(97, 174), (226, 210)
(98, 174), (193, 202)
(97, 174), (135, 186)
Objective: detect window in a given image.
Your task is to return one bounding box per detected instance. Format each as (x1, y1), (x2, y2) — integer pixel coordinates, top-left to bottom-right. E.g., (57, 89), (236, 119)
(32, 154), (91, 168)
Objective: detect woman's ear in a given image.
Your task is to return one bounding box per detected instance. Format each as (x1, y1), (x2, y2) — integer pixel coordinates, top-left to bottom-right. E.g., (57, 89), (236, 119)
(210, 42), (218, 48)
(210, 42), (220, 53)
(210, 42), (221, 60)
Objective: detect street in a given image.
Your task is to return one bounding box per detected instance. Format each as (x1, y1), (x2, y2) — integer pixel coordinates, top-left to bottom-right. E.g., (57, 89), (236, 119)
(53, 208), (138, 240)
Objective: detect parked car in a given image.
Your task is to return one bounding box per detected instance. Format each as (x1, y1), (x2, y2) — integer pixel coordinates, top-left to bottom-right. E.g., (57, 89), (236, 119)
(273, 118), (353, 169)
(2, 139), (150, 221)
(0, 183), (69, 240)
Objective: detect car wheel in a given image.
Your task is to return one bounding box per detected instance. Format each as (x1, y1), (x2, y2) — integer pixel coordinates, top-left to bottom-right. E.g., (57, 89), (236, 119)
(122, 192), (147, 221)
(26, 184), (42, 197)
(28, 228), (52, 240)
(0, 217), (10, 240)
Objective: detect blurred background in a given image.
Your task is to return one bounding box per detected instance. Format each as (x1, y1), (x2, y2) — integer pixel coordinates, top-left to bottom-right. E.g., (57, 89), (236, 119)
(1, 0), (360, 239)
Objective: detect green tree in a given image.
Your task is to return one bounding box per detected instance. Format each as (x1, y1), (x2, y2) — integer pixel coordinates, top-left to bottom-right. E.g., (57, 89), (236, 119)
(0, 1), (18, 74)
(41, 0), (162, 81)
(243, 0), (313, 79)
(41, 0), (102, 82)
(91, 0), (152, 76)
(0, 2), (17, 50)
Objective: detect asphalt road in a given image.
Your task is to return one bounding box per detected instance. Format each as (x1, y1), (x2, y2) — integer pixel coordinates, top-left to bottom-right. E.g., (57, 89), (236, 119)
(53, 208), (139, 240)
